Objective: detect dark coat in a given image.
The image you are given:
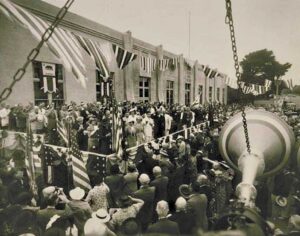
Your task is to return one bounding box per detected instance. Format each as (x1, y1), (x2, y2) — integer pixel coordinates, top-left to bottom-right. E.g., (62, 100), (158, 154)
(133, 185), (155, 230)
(169, 211), (194, 235)
(150, 175), (169, 202)
(187, 193), (208, 231)
(147, 218), (180, 236)
(104, 174), (128, 207)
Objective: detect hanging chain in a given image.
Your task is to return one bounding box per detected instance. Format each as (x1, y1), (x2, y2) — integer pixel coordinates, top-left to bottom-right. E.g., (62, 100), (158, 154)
(225, 0), (251, 154)
(0, 0), (75, 103)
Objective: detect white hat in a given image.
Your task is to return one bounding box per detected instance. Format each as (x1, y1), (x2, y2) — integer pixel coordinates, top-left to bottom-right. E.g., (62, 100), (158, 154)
(176, 135), (184, 141)
(92, 208), (111, 223)
(69, 187), (85, 200)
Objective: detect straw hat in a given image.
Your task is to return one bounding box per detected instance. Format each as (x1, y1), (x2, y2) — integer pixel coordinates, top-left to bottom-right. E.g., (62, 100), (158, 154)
(69, 187), (85, 200)
(275, 195), (288, 207)
(92, 208), (111, 223)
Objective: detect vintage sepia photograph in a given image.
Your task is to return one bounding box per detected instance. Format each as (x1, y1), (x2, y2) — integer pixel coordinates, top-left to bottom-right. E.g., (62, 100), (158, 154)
(0, 0), (300, 235)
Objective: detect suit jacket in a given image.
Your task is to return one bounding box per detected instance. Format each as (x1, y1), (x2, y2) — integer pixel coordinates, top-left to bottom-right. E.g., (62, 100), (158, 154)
(36, 207), (65, 231)
(147, 218), (180, 236)
(169, 211), (194, 235)
(187, 193), (208, 230)
(133, 185), (155, 228)
(104, 174), (128, 207)
(150, 175), (169, 202)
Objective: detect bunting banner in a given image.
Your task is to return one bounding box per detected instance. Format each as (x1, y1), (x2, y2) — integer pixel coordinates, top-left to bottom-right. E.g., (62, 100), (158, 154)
(158, 59), (169, 71)
(170, 57), (179, 69)
(203, 66), (211, 77)
(0, 0), (88, 87)
(112, 44), (137, 69)
(140, 56), (156, 74)
(209, 70), (217, 79)
(264, 80), (272, 91)
(73, 33), (110, 80)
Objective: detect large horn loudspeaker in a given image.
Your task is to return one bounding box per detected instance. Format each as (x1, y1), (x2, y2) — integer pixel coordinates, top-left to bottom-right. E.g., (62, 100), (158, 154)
(219, 110), (295, 206)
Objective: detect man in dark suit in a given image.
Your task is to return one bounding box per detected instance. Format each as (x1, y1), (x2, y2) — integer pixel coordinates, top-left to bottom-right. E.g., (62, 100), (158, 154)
(187, 181), (208, 232)
(147, 200), (180, 236)
(133, 173), (155, 231)
(150, 166), (169, 202)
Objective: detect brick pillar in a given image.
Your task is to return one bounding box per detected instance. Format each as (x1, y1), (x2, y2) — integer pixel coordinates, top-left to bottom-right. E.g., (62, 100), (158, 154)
(156, 45), (164, 102)
(123, 31), (134, 100)
(178, 54), (185, 105)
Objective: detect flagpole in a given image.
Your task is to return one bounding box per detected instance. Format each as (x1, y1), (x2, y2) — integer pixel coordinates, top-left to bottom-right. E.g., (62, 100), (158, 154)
(188, 11), (191, 58)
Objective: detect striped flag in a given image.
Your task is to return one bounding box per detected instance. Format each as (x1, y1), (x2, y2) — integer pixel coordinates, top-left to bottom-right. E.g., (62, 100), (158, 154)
(203, 66), (211, 77)
(140, 56), (156, 74)
(32, 136), (43, 173)
(264, 80), (272, 91)
(0, 0), (87, 87)
(112, 44), (137, 70)
(26, 122), (38, 195)
(56, 118), (69, 146)
(42, 145), (63, 184)
(70, 129), (91, 192)
(209, 70), (217, 79)
(73, 33), (110, 80)
(112, 107), (124, 159)
(158, 59), (169, 71)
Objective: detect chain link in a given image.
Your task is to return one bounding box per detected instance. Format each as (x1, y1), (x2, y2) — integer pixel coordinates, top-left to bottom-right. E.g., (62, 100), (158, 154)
(0, 0), (75, 103)
(225, 0), (251, 154)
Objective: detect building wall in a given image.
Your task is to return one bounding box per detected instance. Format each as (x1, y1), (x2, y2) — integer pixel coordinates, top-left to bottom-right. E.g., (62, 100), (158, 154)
(0, 0), (228, 106)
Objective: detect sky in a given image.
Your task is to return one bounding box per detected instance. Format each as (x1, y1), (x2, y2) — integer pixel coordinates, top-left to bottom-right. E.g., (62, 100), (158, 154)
(43, 0), (300, 85)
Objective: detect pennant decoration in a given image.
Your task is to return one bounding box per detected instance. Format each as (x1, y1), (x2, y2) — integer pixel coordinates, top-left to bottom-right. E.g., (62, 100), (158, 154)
(112, 44), (137, 70)
(140, 56), (157, 74)
(0, 0), (87, 87)
(73, 33), (110, 81)
(264, 80), (272, 91)
(41, 63), (57, 93)
(158, 59), (169, 71)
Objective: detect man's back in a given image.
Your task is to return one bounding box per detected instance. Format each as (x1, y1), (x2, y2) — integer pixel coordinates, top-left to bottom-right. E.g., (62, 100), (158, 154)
(147, 218), (180, 236)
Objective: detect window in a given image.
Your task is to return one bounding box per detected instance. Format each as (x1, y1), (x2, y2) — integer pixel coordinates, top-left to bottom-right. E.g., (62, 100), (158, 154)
(96, 71), (112, 102)
(166, 81), (174, 105)
(185, 83), (191, 106)
(209, 86), (213, 102)
(222, 88), (225, 104)
(198, 85), (203, 104)
(139, 77), (150, 102)
(32, 61), (64, 106)
(217, 88), (220, 102)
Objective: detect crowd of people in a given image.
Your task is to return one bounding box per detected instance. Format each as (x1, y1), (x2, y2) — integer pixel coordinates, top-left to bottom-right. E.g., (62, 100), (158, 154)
(0, 100), (300, 236)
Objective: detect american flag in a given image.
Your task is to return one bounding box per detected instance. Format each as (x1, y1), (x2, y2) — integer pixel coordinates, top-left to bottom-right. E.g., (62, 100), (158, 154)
(43, 145), (63, 184)
(56, 118), (69, 146)
(0, 0), (87, 87)
(69, 129), (91, 192)
(112, 108), (124, 159)
(73, 33), (110, 80)
(85, 153), (107, 183)
(112, 44), (137, 70)
(25, 122), (37, 195)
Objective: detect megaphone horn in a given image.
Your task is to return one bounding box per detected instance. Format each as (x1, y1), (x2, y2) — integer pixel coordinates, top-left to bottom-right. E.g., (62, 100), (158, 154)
(219, 110), (295, 206)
